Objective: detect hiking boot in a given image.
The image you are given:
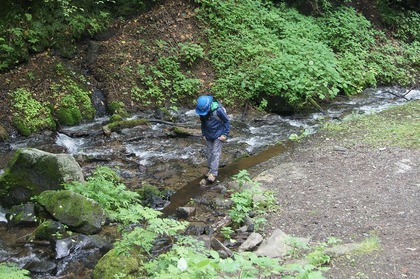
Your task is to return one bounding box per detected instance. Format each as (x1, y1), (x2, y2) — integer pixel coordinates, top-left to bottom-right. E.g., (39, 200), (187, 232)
(205, 171), (211, 178)
(207, 173), (216, 183)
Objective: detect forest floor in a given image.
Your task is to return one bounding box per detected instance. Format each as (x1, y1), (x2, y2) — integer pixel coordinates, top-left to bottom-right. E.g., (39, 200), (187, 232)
(247, 101), (420, 279)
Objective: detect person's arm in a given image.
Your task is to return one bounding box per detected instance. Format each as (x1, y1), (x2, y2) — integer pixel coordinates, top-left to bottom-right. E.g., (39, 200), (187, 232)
(200, 115), (206, 139)
(217, 108), (230, 138)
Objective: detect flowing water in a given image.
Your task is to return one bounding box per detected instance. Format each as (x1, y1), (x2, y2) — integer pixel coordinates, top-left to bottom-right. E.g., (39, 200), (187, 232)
(0, 86), (419, 277)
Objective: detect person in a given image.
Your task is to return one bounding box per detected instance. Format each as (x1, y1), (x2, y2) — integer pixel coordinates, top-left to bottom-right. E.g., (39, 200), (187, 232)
(195, 95), (230, 183)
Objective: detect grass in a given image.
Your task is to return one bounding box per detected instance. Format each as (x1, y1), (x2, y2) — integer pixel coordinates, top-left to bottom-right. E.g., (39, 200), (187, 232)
(353, 236), (382, 255)
(323, 100), (420, 149)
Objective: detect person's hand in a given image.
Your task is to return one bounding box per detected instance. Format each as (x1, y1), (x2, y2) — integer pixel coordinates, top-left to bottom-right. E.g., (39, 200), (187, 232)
(218, 135), (227, 142)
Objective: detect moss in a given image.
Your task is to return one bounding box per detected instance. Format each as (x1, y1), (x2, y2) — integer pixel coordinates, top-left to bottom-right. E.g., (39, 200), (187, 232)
(34, 220), (68, 241)
(0, 148), (83, 207)
(107, 118), (148, 133)
(93, 249), (145, 279)
(36, 190), (105, 234)
(109, 114), (123, 122)
(57, 107), (82, 126)
(107, 101), (128, 117)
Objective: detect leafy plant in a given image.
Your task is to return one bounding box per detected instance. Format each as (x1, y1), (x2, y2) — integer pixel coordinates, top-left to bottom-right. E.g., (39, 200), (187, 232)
(229, 170), (277, 225)
(132, 55), (201, 108)
(220, 226), (234, 240)
(0, 263), (30, 279)
(63, 166), (140, 220)
(178, 42), (205, 66)
(50, 78), (95, 125)
(10, 88), (56, 136)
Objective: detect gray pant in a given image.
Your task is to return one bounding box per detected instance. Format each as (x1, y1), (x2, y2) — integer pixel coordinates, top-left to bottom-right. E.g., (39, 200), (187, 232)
(206, 139), (223, 176)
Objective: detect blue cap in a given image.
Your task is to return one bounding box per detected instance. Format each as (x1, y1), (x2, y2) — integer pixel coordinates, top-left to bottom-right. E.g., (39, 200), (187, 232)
(195, 96), (213, 115)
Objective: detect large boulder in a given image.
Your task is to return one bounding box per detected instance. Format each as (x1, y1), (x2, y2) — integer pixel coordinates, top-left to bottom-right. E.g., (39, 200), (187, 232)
(36, 190), (106, 234)
(0, 148), (84, 207)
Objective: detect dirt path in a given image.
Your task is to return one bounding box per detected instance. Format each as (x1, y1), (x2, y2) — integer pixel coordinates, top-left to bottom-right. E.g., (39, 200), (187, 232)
(251, 131), (420, 278)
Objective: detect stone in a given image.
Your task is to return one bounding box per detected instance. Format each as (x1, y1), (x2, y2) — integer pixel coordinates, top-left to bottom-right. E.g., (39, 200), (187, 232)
(36, 190), (106, 234)
(211, 237), (233, 258)
(0, 148), (84, 207)
(93, 249), (144, 279)
(6, 203), (38, 226)
(34, 220), (67, 241)
(238, 232), (264, 252)
(176, 206), (196, 219)
(255, 229), (310, 258)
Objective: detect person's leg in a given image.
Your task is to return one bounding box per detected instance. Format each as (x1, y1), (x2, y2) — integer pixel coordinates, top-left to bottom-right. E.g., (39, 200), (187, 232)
(206, 139), (214, 175)
(208, 139), (223, 177)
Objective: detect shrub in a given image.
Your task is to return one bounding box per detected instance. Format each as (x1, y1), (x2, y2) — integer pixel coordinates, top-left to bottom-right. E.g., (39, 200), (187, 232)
(51, 78), (95, 125)
(132, 55), (201, 108)
(10, 88), (56, 136)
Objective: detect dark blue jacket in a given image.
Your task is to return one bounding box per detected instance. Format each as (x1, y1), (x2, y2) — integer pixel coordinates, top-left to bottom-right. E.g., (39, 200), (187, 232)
(200, 102), (230, 141)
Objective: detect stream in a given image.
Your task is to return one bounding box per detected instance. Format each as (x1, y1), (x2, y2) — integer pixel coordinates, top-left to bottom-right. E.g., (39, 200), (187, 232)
(0, 86), (418, 278)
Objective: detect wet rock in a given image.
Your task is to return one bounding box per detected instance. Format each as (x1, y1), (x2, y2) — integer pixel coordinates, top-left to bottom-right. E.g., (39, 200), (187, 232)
(55, 234), (112, 259)
(238, 232), (263, 252)
(186, 224), (206, 236)
(34, 220), (68, 241)
(6, 203), (37, 226)
(213, 198), (232, 209)
(36, 190), (106, 234)
(0, 148), (84, 208)
(176, 206), (196, 219)
(0, 124), (8, 141)
(23, 260), (57, 274)
(211, 238), (233, 258)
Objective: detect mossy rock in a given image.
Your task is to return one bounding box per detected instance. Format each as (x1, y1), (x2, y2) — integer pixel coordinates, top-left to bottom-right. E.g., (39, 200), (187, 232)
(109, 114), (123, 122)
(93, 249), (145, 279)
(34, 220), (68, 241)
(0, 148), (84, 208)
(103, 118), (148, 135)
(56, 107), (82, 126)
(36, 190), (106, 235)
(0, 124), (8, 141)
(107, 101), (128, 117)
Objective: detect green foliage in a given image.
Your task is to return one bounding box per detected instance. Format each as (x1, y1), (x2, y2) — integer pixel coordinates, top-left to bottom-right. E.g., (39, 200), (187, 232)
(229, 170), (277, 225)
(178, 42), (205, 66)
(10, 88), (56, 136)
(197, 0), (343, 109)
(319, 7), (376, 53)
(0, 0), (114, 71)
(64, 166), (326, 278)
(220, 226), (234, 240)
(132, 55), (201, 108)
(108, 101), (128, 116)
(378, 2), (420, 42)
(51, 78), (95, 125)
(0, 263), (30, 279)
(63, 166), (141, 220)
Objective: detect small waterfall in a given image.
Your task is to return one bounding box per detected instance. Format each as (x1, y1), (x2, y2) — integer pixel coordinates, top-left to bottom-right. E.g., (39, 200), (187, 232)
(91, 89), (108, 118)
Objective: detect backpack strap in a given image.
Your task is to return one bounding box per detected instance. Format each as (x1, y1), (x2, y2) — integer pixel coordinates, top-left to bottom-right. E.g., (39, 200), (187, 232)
(212, 106), (226, 122)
